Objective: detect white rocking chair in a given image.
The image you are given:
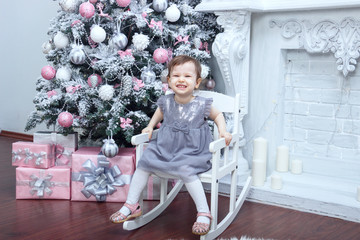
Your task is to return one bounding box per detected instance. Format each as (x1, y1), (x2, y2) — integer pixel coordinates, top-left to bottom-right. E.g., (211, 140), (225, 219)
(123, 91), (252, 239)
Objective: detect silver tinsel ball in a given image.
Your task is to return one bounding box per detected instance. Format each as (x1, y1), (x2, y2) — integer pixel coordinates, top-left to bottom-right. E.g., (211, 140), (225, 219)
(59, 0), (78, 12)
(201, 64), (210, 79)
(141, 66), (156, 83)
(54, 32), (69, 49)
(70, 45), (86, 65)
(132, 33), (150, 51)
(152, 0), (168, 12)
(109, 32), (128, 50)
(101, 138), (119, 158)
(121, 75), (133, 96)
(99, 84), (115, 101)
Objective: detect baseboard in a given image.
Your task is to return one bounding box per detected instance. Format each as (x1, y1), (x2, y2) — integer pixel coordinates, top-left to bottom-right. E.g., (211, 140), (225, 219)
(0, 130), (33, 141)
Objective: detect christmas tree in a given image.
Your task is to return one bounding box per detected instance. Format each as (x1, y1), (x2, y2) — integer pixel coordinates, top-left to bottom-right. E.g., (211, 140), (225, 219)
(25, 0), (220, 146)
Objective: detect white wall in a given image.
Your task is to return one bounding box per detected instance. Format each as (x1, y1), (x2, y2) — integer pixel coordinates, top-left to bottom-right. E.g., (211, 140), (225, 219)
(0, 0), (59, 133)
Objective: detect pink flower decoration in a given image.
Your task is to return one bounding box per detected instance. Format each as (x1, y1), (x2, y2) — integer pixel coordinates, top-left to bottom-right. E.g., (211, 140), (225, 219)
(47, 90), (57, 98)
(66, 85), (82, 94)
(133, 78), (144, 91)
(148, 19), (163, 32)
(174, 35), (190, 46)
(120, 117), (132, 128)
(118, 49), (133, 59)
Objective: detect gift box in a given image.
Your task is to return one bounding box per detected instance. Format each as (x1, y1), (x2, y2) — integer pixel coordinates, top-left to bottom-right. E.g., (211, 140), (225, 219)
(142, 176), (176, 200)
(71, 147), (136, 202)
(12, 141), (55, 169)
(16, 166), (71, 199)
(33, 131), (78, 167)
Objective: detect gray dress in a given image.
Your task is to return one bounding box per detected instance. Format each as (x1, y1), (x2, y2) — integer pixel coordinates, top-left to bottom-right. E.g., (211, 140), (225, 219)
(137, 94), (213, 183)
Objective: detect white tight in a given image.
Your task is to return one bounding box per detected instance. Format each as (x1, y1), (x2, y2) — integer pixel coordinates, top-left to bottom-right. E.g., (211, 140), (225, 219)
(122, 168), (210, 223)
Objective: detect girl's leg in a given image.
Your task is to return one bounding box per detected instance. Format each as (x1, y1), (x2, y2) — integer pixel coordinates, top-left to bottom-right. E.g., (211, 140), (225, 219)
(114, 169), (150, 218)
(185, 178), (211, 224)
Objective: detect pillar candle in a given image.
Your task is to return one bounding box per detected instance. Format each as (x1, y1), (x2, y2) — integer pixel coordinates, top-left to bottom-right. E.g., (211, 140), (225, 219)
(276, 145), (289, 172)
(271, 174), (282, 190)
(252, 159), (266, 187)
(357, 186), (360, 202)
(291, 159), (303, 174)
(253, 137), (268, 161)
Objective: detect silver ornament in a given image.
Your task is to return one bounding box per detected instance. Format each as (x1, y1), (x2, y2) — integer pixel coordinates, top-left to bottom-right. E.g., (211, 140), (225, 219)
(141, 66), (156, 83)
(206, 79), (216, 90)
(59, 0), (78, 12)
(109, 32), (128, 50)
(70, 45), (86, 65)
(101, 138), (119, 158)
(152, 0), (168, 12)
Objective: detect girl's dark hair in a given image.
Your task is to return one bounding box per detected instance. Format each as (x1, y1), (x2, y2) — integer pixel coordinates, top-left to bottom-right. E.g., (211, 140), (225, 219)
(167, 55), (202, 80)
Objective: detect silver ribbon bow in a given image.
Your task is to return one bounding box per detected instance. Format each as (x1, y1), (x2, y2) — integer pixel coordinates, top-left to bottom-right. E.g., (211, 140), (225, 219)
(24, 148), (33, 164)
(12, 149), (22, 163)
(29, 172), (55, 197)
(72, 154), (129, 202)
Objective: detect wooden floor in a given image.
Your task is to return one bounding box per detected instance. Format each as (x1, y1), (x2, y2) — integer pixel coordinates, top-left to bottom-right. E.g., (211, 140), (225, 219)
(1, 136), (360, 240)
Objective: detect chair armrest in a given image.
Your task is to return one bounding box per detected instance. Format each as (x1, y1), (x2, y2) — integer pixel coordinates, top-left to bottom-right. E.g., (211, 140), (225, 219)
(209, 133), (240, 153)
(131, 133), (149, 145)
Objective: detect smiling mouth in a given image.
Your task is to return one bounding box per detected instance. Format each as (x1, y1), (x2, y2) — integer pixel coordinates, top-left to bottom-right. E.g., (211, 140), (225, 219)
(176, 84), (187, 88)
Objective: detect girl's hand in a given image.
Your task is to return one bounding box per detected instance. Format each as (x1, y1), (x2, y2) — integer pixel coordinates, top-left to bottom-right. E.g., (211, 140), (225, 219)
(220, 131), (232, 146)
(142, 126), (154, 140)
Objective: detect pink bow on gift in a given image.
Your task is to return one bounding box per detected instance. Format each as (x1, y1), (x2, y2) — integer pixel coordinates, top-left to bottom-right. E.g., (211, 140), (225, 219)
(97, 2), (113, 20)
(133, 78), (144, 91)
(55, 144), (71, 165)
(118, 49), (134, 59)
(174, 35), (190, 46)
(120, 117), (133, 128)
(66, 85), (82, 94)
(148, 19), (163, 32)
(47, 90), (57, 98)
(200, 41), (210, 54)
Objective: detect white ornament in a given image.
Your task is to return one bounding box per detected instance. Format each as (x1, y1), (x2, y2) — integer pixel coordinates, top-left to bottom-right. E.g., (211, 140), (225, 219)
(42, 41), (52, 54)
(59, 0), (78, 12)
(99, 84), (115, 101)
(54, 32), (69, 49)
(165, 4), (181, 22)
(90, 25), (106, 43)
(132, 33), (150, 51)
(152, 0), (168, 12)
(109, 32), (128, 50)
(160, 69), (168, 82)
(56, 67), (72, 81)
(201, 64), (209, 79)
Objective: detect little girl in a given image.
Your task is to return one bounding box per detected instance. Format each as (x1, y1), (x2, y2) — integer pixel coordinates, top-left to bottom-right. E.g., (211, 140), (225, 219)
(109, 55), (232, 235)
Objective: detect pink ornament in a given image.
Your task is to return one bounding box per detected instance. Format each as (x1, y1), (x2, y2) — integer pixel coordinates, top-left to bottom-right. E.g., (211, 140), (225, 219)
(206, 79), (216, 90)
(153, 48), (168, 63)
(87, 74), (103, 87)
(58, 112), (73, 127)
(89, 0), (98, 3)
(116, 0), (131, 7)
(79, 2), (95, 19)
(71, 20), (83, 27)
(156, 122), (162, 129)
(41, 65), (56, 80)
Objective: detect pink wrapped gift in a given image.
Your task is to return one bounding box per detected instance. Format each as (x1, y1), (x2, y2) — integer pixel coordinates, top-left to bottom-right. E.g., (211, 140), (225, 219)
(142, 176), (175, 200)
(71, 147), (136, 202)
(16, 166), (71, 199)
(33, 131), (78, 167)
(12, 141), (55, 169)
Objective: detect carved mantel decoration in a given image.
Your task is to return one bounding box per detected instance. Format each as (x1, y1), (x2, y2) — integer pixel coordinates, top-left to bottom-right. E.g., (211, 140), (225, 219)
(270, 17), (360, 77)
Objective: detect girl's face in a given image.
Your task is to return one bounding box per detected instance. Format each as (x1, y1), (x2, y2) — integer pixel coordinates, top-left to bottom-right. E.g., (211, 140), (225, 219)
(167, 62), (201, 98)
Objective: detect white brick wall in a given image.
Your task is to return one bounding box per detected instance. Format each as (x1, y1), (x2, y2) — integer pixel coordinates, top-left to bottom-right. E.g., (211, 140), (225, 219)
(284, 50), (360, 163)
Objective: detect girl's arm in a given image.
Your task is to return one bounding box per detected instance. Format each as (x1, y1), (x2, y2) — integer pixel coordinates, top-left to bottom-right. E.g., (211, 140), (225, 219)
(209, 106), (232, 146)
(142, 107), (164, 139)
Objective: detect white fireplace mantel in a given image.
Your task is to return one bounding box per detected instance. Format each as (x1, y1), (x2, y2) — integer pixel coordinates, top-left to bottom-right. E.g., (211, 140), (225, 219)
(196, 0), (360, 223)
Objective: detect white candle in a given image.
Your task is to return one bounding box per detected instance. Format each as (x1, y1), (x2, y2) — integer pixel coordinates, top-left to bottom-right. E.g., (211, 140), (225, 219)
(357, 186), (360, 202)
(291, 159), (303, 174)
(276, 145), (289, 172)
(271, 174), (282, 190)
(253, 137), (268, 162)
(252, 159), (266, 187)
